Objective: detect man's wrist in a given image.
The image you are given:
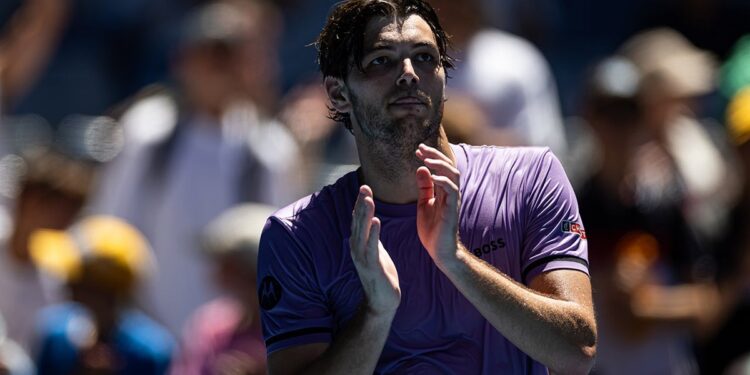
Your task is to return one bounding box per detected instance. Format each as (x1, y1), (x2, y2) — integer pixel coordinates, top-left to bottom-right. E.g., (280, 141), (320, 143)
(363, 303), (398, 327)
(434, 241), (469, 274)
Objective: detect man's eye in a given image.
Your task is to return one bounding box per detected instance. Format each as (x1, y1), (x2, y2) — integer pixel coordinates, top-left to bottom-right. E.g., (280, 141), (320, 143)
(370, 56), (389, 65)
(415, 53), (435, 62)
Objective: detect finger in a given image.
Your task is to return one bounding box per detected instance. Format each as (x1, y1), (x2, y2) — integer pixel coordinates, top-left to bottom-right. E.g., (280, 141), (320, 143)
(415, 166), (434, 205)
(359, 195), (375, 255)
(431, 175), (459, 209)
(351, 186), (374, 253)
(367, 217), (381, 264)
(361, 186), (375, 224)
(418, 143), (453, 165)
(360, 184), (374, 198)
(351, 187), (365, 238)
(422, 158), (460, 185)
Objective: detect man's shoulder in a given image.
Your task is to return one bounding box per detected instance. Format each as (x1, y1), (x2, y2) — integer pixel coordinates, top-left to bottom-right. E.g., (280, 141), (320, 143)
(258, 170), (359, 286)
(456, 144), (562, 204)
(455, 143), (554, 172)
(265, 170), (359, 241)
(458, 143), (551, 155)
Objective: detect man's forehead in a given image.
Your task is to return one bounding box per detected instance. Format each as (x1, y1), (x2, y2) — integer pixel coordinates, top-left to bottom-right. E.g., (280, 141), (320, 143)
(363, 14), (438, 49)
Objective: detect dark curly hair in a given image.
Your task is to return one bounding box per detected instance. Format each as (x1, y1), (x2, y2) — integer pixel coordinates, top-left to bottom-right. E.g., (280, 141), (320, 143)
(315, 0), (454, 130)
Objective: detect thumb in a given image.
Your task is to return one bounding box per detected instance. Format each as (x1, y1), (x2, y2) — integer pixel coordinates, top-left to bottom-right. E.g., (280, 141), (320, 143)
(416, 166), (434, 206)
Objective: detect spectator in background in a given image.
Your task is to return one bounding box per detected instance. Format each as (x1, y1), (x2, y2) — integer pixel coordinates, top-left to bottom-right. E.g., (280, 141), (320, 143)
(642, 0), (750, 62)
(439, 92), (494, 145)
(0, 0), (70, 112)
(91, 0), (299, 336)
(578, 56), (706, 375)
(278, 81), (359, 194)
(0, 314), (34, 375)
(620, 28), (738, 247)
(30, 216), (174, 375)
(0, 148), (99, 351)
(171, 203), (275, 375)
(578, 28), (738, 374)
(273, 0), (338, 92)
(429, 0), (568, 157)
(695, 37), (750, 374)
(1, 0), (181, 126)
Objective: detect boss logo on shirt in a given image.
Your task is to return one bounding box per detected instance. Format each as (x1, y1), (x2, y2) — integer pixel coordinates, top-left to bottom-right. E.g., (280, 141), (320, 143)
(259, 276), (283, 310)
(561, 220), (587, 239)
(471, 238), (506, 258)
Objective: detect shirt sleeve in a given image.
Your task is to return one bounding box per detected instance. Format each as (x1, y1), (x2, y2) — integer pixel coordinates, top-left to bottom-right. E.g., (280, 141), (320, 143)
(257, 217), (334, 354)
(521, 149), (589, 283)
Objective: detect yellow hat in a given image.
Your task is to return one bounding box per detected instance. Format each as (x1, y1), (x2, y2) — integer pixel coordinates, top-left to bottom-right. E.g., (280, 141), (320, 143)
(29, 216), (153, 291)
(728, 87), (750, 145)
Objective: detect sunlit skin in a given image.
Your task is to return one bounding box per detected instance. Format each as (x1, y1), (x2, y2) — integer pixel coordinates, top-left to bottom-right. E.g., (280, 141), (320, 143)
(326, 14), (450, 193)
(350, 14), (445, 129)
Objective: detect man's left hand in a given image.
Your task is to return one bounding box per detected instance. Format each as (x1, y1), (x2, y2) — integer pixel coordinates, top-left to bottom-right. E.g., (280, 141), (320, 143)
(415, 143), (461, 268)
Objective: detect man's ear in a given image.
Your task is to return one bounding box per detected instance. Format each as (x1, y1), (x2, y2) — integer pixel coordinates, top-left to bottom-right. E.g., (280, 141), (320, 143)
(324, 76), (351, 114)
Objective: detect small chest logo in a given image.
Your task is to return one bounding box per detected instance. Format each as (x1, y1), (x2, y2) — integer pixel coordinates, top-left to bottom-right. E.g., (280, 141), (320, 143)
(561, 220), (587, 239)
(258, 276), (283, 310)
(471, 238), (506, 258)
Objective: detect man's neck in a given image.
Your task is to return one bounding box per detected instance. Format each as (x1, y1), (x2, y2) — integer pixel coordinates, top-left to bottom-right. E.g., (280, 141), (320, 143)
(358, 127), (454, 204)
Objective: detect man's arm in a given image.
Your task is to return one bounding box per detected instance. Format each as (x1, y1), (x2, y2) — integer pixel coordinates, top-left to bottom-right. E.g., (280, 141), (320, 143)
(268, 306), (394, 375)
(415, 143), (596, 374)
(267, 186), (400, 375)
(443, 250), (596, 374)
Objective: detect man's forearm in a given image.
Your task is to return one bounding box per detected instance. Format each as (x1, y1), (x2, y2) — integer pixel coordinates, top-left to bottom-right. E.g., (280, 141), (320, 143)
(437, 245), (596, 374)
(300, 305), (393, 375)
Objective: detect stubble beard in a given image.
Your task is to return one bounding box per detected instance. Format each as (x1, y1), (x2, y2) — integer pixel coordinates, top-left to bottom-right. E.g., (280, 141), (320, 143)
(351, 91), (443, 182)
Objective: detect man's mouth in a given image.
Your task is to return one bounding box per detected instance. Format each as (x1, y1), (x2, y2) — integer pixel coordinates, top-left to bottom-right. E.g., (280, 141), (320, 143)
(390, 96), (426, 105)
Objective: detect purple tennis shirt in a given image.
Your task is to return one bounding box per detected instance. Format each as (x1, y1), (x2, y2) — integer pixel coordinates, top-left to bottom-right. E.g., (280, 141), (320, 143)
(258, 144), (588, 374)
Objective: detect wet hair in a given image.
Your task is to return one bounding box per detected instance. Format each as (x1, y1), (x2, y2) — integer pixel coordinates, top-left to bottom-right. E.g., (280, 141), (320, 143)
(315, 0), (454, 130)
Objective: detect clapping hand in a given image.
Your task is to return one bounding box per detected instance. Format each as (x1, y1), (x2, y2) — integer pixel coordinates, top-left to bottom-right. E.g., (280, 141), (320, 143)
(415, 143), (461, 268)
(349, 186), (401, 317)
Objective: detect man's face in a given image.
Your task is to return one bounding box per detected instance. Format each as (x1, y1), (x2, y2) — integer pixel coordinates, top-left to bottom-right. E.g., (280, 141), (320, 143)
(336, 14), (446, 153)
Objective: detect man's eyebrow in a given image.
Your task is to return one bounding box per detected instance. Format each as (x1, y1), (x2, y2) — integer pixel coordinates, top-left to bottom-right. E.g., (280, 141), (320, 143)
(365, 44), (396, 54)
(364, 41), (438, 54)
(412, 41), (438, 49)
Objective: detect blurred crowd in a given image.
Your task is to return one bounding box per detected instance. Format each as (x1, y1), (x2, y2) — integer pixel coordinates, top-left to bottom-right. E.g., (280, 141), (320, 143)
(0, 0), (748, 374)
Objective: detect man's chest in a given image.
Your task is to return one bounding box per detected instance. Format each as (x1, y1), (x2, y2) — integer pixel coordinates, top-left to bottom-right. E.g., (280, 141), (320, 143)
(324, 199), (525, 338)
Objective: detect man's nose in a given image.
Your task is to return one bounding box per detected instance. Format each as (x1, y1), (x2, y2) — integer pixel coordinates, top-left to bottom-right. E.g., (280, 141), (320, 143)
(396, 58), (419, 87)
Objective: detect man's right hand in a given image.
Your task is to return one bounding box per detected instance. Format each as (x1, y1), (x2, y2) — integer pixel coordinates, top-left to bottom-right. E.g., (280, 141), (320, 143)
(350, 185), (401, 317)
(268, 185), (399, 375)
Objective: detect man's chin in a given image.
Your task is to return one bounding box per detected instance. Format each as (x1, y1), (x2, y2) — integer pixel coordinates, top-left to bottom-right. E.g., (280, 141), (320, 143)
(390, 111), (435, 128)
(391, 118), (440, 145)
(393, 116), (429, 130)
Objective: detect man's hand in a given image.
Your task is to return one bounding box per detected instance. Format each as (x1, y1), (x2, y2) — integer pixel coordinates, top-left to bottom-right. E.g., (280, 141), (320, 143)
(268, 185), (400, 374)
(415, 143), (461, 268)
(350, 185), (401, 316)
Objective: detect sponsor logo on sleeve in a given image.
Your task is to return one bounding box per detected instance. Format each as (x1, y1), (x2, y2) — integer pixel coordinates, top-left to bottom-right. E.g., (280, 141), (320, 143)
(259, 276), (283, 310)
(561, 220), (587, 239)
